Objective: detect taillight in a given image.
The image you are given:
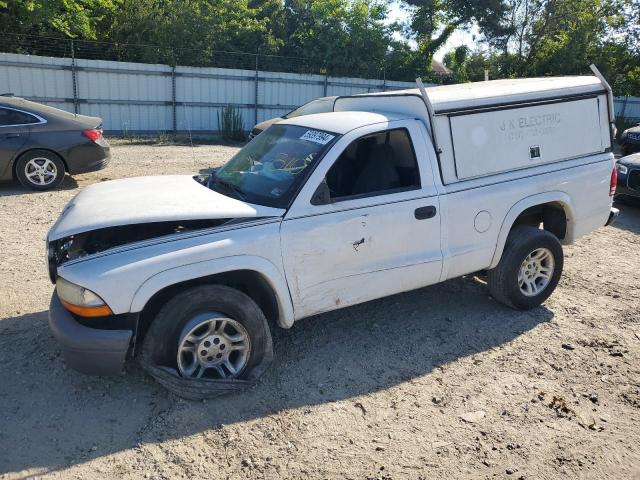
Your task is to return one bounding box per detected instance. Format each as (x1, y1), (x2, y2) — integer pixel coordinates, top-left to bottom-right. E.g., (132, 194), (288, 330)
(610, 164), (617, 197)
(83, 128), (103, 143)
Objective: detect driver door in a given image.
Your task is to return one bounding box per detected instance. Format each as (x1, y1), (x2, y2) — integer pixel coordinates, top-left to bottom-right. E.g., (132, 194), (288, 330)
(280, 120), (442, 320)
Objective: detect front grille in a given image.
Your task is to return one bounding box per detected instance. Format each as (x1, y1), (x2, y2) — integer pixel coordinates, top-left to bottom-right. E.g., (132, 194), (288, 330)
(628, 169), (640, 191)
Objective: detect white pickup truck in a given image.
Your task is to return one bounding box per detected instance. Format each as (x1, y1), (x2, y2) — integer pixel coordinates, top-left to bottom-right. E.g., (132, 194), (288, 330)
(47, 72), (619, 397)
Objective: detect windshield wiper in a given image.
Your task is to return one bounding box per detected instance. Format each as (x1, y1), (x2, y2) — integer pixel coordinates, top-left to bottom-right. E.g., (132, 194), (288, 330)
(213, 178), (246, 201)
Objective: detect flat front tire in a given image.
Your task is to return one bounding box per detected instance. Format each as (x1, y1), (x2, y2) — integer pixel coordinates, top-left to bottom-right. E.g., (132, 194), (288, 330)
(488, 226), (563, 310)
(140, 285), (273, 394)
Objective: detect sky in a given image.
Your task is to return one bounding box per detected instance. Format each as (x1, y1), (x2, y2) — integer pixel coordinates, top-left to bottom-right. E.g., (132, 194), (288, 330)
(386, 1), (479, 61)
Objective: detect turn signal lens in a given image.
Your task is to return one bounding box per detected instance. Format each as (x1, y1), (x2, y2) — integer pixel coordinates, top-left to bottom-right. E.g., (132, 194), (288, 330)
(59, 299), (113, 317)
(56, 277), (112, 317)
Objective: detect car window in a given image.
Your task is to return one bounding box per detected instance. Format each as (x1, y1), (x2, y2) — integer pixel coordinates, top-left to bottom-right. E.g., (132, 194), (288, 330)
(213, 124), (338, 208)
(324, 128), (421, 201)
(0, 107), (40, 126)
(285, 98), (334, 119)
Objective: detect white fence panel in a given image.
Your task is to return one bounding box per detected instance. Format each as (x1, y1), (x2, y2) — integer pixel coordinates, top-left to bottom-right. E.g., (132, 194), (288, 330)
(75, 59), (172, 131)
(0, 53), (72, 100)
(176, 65), (256, 131)
(0, 53), (419, 133)
(614, 97), (640, 120)
(259, 70), (326, 123)
(6, 52), (633, 135)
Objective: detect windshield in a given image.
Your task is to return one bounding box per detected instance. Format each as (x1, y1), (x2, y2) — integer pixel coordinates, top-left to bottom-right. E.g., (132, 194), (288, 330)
(285, 97), (335, 119)
(212, 124), (337, 208)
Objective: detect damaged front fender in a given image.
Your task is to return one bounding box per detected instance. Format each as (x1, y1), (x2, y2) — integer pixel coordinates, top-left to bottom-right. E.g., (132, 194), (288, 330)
(130, 255), (295, 328)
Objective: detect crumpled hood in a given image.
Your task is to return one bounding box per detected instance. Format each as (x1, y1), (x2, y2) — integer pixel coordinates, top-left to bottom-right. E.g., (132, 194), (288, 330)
(48, 175), (285, 240)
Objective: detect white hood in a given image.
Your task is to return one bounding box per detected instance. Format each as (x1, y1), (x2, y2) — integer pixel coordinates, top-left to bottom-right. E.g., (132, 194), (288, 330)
(48, 175), (285, 240)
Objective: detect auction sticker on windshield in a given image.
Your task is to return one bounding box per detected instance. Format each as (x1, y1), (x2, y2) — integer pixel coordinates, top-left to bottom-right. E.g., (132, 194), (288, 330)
(300, 130), (335, 145)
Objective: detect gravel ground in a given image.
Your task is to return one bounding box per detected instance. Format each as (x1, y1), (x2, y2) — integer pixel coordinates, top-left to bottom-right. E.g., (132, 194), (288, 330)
(1, 143), (639, 479)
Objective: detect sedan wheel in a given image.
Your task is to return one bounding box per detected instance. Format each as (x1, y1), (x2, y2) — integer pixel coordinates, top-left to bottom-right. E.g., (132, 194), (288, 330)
(24, 157), (58, 187)
(16, 150), (65, 191)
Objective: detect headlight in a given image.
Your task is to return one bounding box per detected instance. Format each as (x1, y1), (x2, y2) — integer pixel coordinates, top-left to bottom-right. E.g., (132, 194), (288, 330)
(56, 277), (113, 317)
(616, 163), (628, 175)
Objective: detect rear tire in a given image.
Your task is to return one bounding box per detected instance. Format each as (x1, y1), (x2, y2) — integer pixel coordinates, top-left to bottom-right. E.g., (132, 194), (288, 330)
(488, 226), (563, 310)
(15, 150), (65, 191)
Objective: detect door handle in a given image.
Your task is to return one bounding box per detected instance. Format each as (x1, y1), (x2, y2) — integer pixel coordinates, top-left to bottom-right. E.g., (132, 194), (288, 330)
(414, 206), (436, 220)
(0, 133), (20, 139)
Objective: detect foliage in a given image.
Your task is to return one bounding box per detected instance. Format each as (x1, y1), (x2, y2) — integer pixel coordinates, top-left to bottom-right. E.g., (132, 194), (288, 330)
(280, 0), (395, 77)
(401, 0), (511, 74)
(438, 0), (639, 97)
(217, 105), (245, 141)
(0, 0), (637, 91)
(0, 0), (115, 39)
(103, 0), (285, 65)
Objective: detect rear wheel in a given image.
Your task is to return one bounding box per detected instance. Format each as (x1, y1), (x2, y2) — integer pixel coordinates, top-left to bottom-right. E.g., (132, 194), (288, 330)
(488, 226), (563, 310)
(15, 150), (65, 191)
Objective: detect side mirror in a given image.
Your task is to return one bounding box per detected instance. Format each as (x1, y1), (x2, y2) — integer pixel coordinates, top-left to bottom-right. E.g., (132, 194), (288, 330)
(311, 180), (332, 206)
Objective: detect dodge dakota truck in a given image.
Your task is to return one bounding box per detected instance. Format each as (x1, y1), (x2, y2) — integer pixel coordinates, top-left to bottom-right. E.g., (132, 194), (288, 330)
(46, 70), (619, 397)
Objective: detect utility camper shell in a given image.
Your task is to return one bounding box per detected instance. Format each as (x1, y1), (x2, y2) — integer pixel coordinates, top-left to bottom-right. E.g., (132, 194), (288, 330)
(334, 76), (613, 184)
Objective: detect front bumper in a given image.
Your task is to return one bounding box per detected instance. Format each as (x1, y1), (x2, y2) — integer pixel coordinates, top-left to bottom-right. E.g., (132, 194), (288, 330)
(48, 293), (132, 375)
(605, 207), (620, 226)
(616, 185), (640, 199)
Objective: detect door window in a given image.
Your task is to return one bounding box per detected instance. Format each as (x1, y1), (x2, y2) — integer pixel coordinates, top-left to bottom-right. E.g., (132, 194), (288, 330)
(0, 108), (40, 126)
(324, 128), (420, 201)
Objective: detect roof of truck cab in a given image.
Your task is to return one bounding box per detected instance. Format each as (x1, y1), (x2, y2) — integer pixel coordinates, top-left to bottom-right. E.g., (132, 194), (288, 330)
(279, 111), (411, 134)
(357, 76), (605, 113)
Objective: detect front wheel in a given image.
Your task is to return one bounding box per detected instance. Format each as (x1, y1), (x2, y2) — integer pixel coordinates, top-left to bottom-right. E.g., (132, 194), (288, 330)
(488, 226), (563, 310)
(140, 285), (273, 397)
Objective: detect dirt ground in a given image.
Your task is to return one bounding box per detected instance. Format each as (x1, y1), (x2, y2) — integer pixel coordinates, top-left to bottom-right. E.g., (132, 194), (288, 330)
(1, 143), (639, 479)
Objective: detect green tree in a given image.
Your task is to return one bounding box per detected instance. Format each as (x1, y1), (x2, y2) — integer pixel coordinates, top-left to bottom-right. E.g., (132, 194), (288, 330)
(0, 0), (115, 38)
(282, 0), (395, 76)
(104, 0), (285, 65)
(455, 0), (639, 95)
(401, 0), (511, 73)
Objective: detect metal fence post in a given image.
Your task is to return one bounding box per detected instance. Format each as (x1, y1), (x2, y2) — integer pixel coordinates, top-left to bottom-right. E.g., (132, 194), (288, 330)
(70, 39), (78, 114)
(254, 54), (259, 127)
(171, 65), (177, 133)
(620, 96), (628, 120)
(324, 65), (329, 96)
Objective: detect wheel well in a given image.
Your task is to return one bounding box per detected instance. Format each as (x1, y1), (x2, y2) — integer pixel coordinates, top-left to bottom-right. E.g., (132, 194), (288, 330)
(13, 148), (68, 178)
(136, 270), (281, 344)
(511, 202), (567, 240)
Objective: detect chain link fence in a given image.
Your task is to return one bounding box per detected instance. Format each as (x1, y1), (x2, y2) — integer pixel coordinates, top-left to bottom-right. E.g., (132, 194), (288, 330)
(2, 33), (433, 133)
(0, 33), (391, 80)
